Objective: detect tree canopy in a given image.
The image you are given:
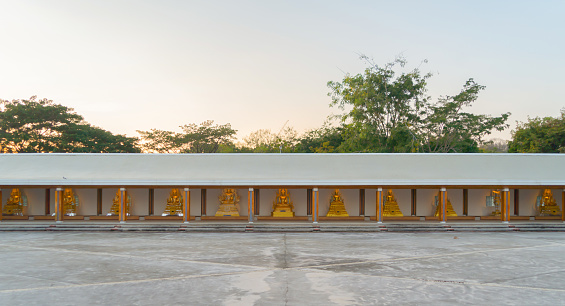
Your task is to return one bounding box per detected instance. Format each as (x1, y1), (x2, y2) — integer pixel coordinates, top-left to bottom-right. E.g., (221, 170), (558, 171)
(138, 120), (237, 153)
(0, 97), (139, 153)
(327, 56), (510, 153)
(508, 109), (565, 153)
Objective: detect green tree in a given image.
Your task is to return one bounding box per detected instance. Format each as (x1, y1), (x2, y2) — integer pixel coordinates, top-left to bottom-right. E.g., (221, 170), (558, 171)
(138, 120), (237, 153)
(328, 56), (510, 153)
(417, 79), (510, 152)
(508, 110), (565, 153)
(240, 127), (298, 153)
(294, 124), (345, 153)
(0, 96), (140, 153)
(328, 56), (429, 152)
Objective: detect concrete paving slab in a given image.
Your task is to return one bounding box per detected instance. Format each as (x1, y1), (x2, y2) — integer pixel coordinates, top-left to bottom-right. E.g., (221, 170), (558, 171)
(0, 232), (564, 305)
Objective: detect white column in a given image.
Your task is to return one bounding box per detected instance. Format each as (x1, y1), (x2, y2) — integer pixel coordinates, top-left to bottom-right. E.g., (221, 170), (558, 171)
(183, 188), (190, 223)
(502, 188), (510, 223)
(377, 188), (383, 223)
(313, 188), (319, 223)
(248, 188), (254, 223)
(119, 188), (126, 223)
(440, 187), (447, 223)
(55, 187), (63, 223)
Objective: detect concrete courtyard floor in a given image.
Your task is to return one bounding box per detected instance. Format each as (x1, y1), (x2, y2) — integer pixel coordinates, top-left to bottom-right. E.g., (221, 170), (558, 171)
(1, 232), (564, 305)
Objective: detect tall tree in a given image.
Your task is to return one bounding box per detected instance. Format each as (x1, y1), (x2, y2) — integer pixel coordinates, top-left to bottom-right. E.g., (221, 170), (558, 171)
(138, 120), (237, 153)
(328, 56), (429, 152)
(0, 97), (140, 153)
(240, 127), (298, 153)
(417, 79), (510, 152)
(508, 110), (565, 153)
(328, 56), (510, 153)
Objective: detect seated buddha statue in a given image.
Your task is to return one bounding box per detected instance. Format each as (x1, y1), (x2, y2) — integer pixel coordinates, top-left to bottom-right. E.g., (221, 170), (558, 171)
(383, 189), (403, 217)
(162, 189), (184, 216)
(326, 189), (349, 217)
(2, 188), (25, 216)
(538, 189), (561, 216)
(272, 188), (295, 217)
(62, 188), (79, 216)
(215, 188), (240, 216)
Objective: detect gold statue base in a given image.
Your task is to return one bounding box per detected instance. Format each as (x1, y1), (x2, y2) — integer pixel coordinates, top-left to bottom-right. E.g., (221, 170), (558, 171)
(539, 205), (561, 216)
(490, 210), (501, 216)
(2, 204), (23, 216)
(272, 210), (295, 217)
(326, 189), (349, 217)
(215, 204), (240, 217)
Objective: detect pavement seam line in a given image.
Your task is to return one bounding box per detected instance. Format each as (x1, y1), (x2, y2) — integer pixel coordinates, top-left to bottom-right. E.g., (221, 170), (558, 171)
(0, 268), (278, 294)
(0, 243), (262, 270)
(293, 242), (565, 270)
(300, 269), (565, 293)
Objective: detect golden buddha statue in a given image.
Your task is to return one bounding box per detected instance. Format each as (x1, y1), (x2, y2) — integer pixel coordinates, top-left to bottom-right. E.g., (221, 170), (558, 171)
(326, 189), (349, 217)
(162, 189), (184, 216)
(538, 189), (561, 216)
(272, 188), (295, 217)
(215, 188), (240, 216)
(2, 188), (27, 216)
(488, 190), (502, 216)
(383, 189), (403, 217)
(107, 190), (132, 216)
(62, 188), (79, 216)
(434, 194), (457, 217)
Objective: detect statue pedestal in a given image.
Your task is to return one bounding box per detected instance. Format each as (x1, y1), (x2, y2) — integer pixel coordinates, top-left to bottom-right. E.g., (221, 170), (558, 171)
(215, 204), (240, 216)
(271, 209), (295, 217)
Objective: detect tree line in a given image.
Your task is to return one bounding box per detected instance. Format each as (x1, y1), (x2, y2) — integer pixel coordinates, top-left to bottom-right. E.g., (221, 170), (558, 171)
(1, 57), (562, 153)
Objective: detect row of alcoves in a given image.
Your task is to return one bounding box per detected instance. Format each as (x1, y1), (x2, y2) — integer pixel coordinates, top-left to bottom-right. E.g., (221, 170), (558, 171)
(2, 187), (563, 217)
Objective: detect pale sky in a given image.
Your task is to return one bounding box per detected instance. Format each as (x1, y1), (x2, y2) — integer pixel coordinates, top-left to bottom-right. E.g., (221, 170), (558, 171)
(1, 0), (563, 141)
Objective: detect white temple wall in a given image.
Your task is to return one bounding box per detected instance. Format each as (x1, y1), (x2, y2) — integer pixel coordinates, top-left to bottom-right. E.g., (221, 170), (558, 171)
(76, 188), (97, 216)
(237, 188), (250, 217)
(391, 189), (411, 216)
(318, 189), (332, 216)
(22, 188), (44, 216)
(153, 188), (169, 215)
(365, 189), (376, 216)
(448, 189), (463, 216)
(340, 188), (359, 216)
(468, 189), (490, 216)
(416, 189), (437, 216)
(205, 189), (221, 216)
(292, 189), (307, 216)
(129, 189), (148, 216)
(520, 189), (539, 216)
(258, 189), (275, 216)
(190, 189), (201, 217)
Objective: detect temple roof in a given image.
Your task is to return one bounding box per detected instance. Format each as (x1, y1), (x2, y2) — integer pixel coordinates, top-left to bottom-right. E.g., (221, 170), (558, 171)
(0, 153), (564, 188)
